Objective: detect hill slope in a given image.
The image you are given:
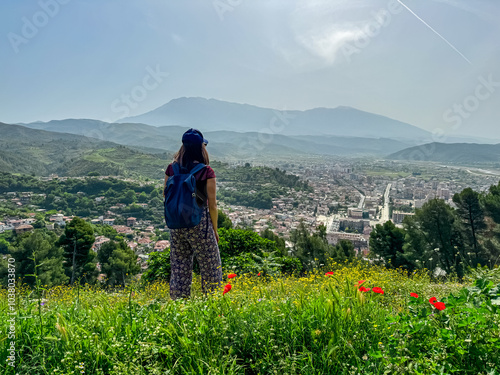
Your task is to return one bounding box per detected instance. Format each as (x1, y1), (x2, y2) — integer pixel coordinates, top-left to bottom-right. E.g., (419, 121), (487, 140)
(118, 97), (432, 140)
(0, 122), (171, 177)
(22, 119), (415, 157)
(388, 142), (500, 164)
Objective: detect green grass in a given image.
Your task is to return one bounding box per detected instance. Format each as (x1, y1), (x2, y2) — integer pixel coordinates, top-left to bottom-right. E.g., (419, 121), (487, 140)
(360, 170), (411, 178)
(1, 263), (500, 375)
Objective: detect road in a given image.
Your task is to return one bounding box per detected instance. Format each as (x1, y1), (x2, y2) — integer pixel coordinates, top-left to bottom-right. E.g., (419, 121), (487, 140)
(357, 193), (365, 209)
(380, 183), (392, 223)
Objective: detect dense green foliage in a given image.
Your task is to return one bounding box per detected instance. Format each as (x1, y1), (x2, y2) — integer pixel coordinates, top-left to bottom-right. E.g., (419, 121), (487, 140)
(0, 230), (68, 287)
(370, 220), (412, 270)
(217, 209), (233, 230)
(0, 159), (313, 212)
(57, 217), (97, 285)
(143, 228), (302, 280)
(98, 240), (141, 287)
(290, 222), (357, 271)
(370, 183), (500, 276)
(142, 250), (172, 283)
(216, 165), (312, 209)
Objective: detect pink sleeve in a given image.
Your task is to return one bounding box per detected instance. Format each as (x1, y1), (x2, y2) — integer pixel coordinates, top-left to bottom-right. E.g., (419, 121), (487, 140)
(205, 166), (216, 179)
(165, 164), (173, 176)
(195, 166), (216, 181)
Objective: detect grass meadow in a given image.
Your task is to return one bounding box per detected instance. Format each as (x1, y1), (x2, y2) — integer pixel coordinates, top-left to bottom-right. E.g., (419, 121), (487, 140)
(1, 262), (500, 375)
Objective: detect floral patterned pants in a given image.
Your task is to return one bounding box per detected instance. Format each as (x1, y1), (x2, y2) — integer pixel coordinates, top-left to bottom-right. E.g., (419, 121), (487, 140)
(169, 207), (222, 300)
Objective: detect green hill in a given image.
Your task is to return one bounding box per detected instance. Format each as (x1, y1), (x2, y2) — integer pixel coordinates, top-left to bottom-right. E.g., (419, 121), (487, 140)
(0, 122), (171, 178)
(388, 142), (500, 165)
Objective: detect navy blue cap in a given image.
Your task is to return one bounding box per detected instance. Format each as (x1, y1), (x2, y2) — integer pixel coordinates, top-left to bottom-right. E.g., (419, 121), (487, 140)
(182, 128), (208, 145)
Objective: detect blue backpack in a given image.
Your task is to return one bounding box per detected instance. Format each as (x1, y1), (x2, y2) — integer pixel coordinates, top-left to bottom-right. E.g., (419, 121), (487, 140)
(164, 162), (206, 229)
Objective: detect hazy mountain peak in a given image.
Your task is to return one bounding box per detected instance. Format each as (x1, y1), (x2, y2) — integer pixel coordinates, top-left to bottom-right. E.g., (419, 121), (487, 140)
(118, 97), (431, 140)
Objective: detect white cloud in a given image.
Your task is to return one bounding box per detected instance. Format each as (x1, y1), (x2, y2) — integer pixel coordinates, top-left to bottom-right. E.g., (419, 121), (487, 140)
(287, 0), (378, 66)
(296, 26), (366, 64)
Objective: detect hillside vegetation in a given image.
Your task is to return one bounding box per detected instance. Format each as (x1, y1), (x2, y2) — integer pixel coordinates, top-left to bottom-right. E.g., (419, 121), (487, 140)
(1, 264), (499, 374)
(0, 123), (171, 178)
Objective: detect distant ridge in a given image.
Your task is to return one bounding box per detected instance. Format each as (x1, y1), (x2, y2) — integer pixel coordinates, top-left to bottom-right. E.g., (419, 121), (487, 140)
(388, 142), (500, 164)
(21, 119), (416, 157)
(118, 97), (432, 140)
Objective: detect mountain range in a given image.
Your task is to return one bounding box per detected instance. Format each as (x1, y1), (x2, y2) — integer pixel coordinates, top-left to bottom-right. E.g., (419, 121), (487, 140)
(3, 97), (498, 170)
(119, 97), (433, 140)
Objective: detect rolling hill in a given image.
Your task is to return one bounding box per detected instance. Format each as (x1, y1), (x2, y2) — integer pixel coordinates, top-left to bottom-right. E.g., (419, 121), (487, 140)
(118, 97), (433, 140)
(21, 119), (415, 158)
(388, 142), (500, 164)
(0, 122), (171, 178)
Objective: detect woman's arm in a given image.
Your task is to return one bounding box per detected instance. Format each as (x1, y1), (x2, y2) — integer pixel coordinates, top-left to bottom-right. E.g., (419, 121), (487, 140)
(163, 175), (168, 197)
(206, 178), (219, 243)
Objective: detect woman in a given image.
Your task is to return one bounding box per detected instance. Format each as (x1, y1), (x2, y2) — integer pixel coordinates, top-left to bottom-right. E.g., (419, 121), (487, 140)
(164, 128), (222, 300)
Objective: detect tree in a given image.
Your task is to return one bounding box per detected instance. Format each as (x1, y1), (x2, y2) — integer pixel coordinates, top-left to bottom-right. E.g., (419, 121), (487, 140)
(333, 240), (356, 262)
(142, 250), (171, 283)
(217, 209), (233, 230)
(6, 230), (68, 287)
(0, 238), (10, 254)
(453, 188), (487, 266)
(370, 220), (414, 270)
(122, 189), (137, 205)
(409, 199), (465, 278)
(260, 228), (286, 255)
(218, 228), (279, 261)
(137, 192), (148, 203)
(98, 240), (140, 287)
(316, 224), (327, 242)
(57, 217), (97, 285)
(484, 181), (500, 224)
(290, 221), (332, 270)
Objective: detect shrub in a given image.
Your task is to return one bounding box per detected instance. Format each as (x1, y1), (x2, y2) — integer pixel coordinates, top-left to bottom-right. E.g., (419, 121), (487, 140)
(142, 250), (171, 283)
(277, 256), (303, 275)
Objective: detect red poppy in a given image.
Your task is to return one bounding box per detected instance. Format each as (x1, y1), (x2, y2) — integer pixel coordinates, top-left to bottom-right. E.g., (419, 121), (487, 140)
(429, 297), (437, 305)
(325, 272), (334, 277)
(223, 284), (232, 295)
(227, 273), (237, 279)
(257, 272), (261, 276)
(410, 293), (419, 298)
(372, 287), (384, 294)
(356, 280), (366, 286)
(433, 301), (446, 311)
(359, 286), (370, 292)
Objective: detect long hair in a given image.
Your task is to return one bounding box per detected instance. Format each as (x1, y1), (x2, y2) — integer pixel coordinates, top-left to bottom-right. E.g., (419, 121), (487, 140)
(173, 143), (209, 168)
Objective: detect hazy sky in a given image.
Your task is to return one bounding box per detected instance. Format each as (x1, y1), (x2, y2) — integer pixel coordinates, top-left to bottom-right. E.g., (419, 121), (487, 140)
(1, 0), (499, 139)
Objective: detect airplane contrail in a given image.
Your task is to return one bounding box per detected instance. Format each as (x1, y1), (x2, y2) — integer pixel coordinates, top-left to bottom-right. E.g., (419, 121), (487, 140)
(397, 0), (473, 65)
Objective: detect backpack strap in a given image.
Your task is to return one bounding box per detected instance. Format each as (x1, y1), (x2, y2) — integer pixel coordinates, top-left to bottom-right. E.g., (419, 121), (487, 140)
(171, 162), (181, 175)
(188, 163), (206, 177)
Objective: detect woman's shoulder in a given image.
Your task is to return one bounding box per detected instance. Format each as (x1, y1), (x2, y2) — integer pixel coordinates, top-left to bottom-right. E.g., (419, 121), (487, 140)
(204, 165), (216, 179)
(165, 162), (175, 176)
(194, 164), (215, 180)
